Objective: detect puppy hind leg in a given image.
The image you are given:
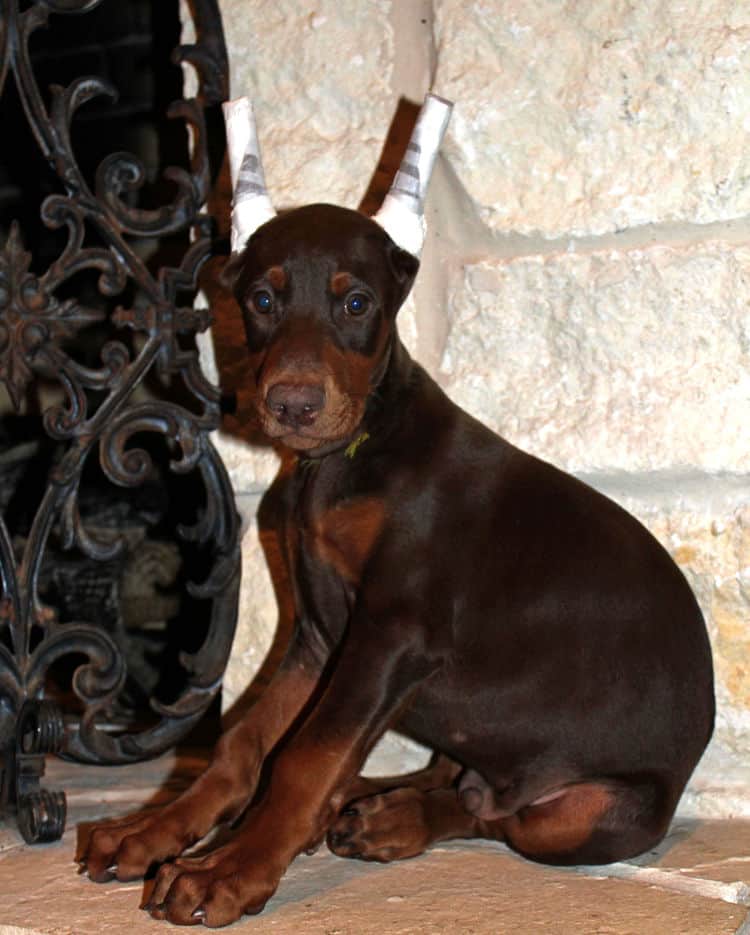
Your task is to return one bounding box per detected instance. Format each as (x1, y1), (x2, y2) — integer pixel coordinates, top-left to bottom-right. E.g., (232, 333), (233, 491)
(328, 785), (483, 863)
(332, 752), (463, 812)
(328, 755), (486, 862)
(498, 779), (672, 866)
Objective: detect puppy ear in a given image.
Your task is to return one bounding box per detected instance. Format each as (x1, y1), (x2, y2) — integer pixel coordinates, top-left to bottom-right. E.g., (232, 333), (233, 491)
(388, 243), (420, 305)
(219, 250), (246, 296)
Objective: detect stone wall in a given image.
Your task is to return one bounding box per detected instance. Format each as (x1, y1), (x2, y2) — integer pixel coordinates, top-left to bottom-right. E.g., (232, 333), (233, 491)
(193, 0), (750, 816)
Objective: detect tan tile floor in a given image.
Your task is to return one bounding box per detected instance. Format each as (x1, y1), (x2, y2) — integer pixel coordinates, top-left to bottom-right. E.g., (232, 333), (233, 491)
(1, 752), (748, 934)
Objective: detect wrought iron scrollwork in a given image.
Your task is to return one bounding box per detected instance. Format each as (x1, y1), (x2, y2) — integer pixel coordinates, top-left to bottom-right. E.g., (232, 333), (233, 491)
(0, 0), (238, 839)
(13, 699), (66, 843)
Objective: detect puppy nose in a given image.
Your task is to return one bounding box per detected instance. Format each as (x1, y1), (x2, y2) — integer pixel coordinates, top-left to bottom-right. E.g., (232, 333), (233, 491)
(266, 383), (326, 428)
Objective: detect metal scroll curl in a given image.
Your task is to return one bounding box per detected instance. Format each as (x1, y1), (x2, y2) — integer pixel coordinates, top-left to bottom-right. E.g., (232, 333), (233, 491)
(0, 0), (237, 835)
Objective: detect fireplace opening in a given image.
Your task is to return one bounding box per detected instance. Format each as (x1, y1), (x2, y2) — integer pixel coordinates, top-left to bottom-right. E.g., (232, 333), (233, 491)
(0, 0), (226, 746)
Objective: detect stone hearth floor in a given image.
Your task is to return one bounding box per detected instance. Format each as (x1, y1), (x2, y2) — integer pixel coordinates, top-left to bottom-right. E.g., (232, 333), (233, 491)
(1, 751), (749, 934)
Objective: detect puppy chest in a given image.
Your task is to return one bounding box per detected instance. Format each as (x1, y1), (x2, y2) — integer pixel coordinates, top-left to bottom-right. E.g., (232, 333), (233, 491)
(303, 496), (386, 585)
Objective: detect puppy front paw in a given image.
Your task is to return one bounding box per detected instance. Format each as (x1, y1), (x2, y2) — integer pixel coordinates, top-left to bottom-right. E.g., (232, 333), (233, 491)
(144, 847), (281, 926)
(79, 813), (193, 883)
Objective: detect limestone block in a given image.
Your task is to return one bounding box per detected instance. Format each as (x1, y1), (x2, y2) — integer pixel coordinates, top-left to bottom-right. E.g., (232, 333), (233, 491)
(215, 433), (279, 501)
(683, 734), (750, 819)
(434, 0), (750, 236)
(220, 0), (394, 210)
(440, 241), (750, 473)
(221, 515), (278, 713)
(671, 506), (750, 719)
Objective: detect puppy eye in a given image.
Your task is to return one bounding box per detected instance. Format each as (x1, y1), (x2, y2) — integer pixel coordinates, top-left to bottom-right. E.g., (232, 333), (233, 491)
(252, 290), (274, 314)
(345, 293), (370, 316)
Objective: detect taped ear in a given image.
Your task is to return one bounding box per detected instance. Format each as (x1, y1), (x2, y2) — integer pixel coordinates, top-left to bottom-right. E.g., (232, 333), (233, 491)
(223, 98), (277, 253)
(372, 94), (453, 258)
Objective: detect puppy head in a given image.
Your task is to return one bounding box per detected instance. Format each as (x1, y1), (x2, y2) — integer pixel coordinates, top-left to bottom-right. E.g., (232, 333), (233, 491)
(222, 203), (418, 454)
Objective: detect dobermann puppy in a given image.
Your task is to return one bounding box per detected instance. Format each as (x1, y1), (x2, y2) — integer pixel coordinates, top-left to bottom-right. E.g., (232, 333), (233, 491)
(81, 202), (715, 926)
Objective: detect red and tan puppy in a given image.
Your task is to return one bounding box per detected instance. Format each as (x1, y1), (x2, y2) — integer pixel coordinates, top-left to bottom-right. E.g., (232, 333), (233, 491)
(80, 201), (714, 927)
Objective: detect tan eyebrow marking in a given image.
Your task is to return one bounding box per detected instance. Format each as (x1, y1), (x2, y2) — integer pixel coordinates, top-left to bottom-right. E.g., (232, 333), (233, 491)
(268, 265), (286, 290)
(330, 271), (353, 297)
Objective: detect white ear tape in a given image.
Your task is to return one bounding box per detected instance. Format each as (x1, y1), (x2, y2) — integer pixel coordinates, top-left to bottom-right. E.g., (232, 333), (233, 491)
(222, 97), (277, 253)
(372, 93), (453, 257)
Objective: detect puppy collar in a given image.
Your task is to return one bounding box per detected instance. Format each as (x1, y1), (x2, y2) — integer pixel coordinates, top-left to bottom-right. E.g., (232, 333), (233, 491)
(344, 432), (370, 459)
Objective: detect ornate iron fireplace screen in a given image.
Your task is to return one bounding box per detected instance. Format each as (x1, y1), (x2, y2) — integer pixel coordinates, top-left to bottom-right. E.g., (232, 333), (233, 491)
(0, 0), (239, 842)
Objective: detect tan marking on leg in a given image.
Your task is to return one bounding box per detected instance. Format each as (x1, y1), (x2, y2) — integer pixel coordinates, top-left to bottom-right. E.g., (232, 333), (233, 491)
(502, 782), (616, 857)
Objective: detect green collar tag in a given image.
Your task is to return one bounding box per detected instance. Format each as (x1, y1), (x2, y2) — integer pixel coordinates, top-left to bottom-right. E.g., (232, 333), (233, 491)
(344, 431), (370, 459)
